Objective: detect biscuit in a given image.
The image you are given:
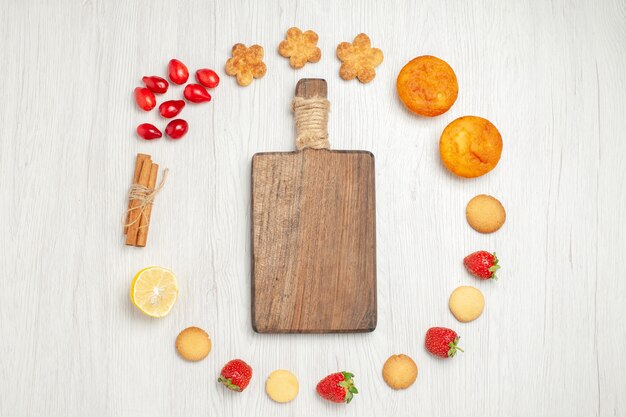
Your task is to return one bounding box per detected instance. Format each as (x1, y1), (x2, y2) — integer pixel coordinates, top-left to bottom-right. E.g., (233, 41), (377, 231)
(175, 327), (211, 361)
(449, 286), (485, 322)
(278, 27), (321, 69)
(397, 55), (458, 117)
(440, 116), (503, 178)
(382, 354), (418, 390)
(466, 194), (506, 233)
(336, 33), (383, 83)
(265, 369), (299, 403)
(225, 44), (267, 86)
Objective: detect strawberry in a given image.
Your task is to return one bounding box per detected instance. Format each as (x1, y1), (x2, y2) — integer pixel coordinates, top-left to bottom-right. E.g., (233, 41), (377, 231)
(464, 251), (500, 280)
(425, 327), (463, 358)
(316, 371), (358, 403)
(218, 359), (253, 392)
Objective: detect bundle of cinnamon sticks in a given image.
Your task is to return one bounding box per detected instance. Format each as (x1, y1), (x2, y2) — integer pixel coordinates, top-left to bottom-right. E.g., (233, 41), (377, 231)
(125, 153), (161, 247)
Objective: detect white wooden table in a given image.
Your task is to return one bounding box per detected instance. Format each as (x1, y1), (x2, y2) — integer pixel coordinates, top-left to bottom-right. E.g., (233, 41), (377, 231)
(1, 0), (625, 415)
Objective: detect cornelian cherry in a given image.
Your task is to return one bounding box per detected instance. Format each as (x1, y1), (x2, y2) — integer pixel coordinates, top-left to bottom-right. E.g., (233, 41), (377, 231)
(184, 84), (211, 103)
(159, 100), (185, 118)
(134, 87), (156, 111)
(165, 119), (188, 139)
(168, 59), (189, 84)
(136, 123), (162, 140)
(142, 76), (169, 94)
(196, 69), (220, 88)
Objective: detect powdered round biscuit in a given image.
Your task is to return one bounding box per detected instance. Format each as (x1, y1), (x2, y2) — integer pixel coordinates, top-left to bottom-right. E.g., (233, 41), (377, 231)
(382, 354), (418, 390)
(175, 327), (211, 361)
(466, 194), (506, 233)
(449, 286), (485, 322)
(265, 369), (299, 403)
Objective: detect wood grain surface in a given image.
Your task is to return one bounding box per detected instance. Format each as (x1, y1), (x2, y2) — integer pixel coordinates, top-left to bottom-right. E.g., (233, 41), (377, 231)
(252, 78), (376, 333)
(1, 0), (625, 416)
(252, 148), (376, 333)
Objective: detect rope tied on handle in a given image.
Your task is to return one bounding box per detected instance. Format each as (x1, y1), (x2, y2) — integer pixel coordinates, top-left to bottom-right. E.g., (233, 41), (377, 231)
(292, 96), (330, 150)
(123, 168), (169, 229)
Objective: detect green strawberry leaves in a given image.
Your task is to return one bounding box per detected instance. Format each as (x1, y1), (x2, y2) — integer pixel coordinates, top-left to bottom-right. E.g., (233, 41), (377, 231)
(488, 252), (500, 279)
(218, 376), (241, 391)
(447, 337), (465, 357)
(339, 372), (358, 403)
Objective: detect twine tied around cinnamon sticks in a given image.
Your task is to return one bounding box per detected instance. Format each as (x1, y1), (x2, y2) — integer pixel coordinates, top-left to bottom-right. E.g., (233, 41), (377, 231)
(124, 171), (168, 225)
(124, 153), (167, 247)
(292, 96), (330, 150)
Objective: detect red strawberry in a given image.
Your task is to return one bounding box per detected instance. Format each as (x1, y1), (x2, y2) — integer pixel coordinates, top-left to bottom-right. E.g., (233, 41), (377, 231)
(218, 359), (253, 392)
(464, 251), (500, 280)
(316, 372), (358, 403)
(425, 327), (463, 358)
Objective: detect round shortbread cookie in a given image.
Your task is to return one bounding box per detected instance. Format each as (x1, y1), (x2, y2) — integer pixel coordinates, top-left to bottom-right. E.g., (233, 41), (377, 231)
(382, 354), (418, 390)
(265, 369), (299, 403)
(175, 327), (211, 361)
(449, 286), (485, 322)
(466, 194), (506, 233)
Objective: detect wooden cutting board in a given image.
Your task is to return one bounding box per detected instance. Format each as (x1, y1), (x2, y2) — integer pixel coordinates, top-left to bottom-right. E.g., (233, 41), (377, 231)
(251, 79), (376, 333)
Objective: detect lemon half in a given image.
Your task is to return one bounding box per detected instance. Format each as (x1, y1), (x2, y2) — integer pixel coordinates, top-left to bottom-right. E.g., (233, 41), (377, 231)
(130, 267), (178, 318)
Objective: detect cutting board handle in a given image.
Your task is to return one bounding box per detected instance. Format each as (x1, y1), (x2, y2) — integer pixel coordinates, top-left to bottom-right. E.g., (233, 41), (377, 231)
(293, 78), (330, 150)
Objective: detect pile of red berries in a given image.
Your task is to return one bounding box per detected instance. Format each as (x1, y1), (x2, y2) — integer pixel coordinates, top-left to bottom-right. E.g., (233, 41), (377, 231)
(134, 59), (220, 140)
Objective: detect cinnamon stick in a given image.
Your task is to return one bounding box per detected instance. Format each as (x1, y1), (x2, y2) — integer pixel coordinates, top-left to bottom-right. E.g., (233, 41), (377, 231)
(135, 163), (158, 247)
(125, 157), (152, 246)
(125, 153), (150, 234)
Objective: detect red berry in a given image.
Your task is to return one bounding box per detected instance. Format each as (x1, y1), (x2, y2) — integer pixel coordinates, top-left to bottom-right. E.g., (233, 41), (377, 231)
(136, 123), (162, 140)
(464, 251), (500, 280)
(134, 87), (156, 111)
(183, 83), (212, 103)
(168, 58), (189, 85)
(316, 372), (358, 404)
(159, 100), (185, 118)
(425, 327), (463, 358)
(218, 359), (253, 392)
(196, 68), (220, 88)
(142, 75), (169, 94)
(165, 119), (188, 139)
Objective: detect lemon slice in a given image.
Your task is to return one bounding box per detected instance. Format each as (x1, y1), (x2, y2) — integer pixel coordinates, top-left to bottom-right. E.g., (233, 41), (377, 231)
(130, 267), (178, 318)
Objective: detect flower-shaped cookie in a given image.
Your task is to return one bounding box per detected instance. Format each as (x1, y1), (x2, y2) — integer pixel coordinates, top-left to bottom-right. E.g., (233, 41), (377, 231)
(278, 27), (321, 69)
(336, 33), (383, 83)
(225, 44), (267, 87)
